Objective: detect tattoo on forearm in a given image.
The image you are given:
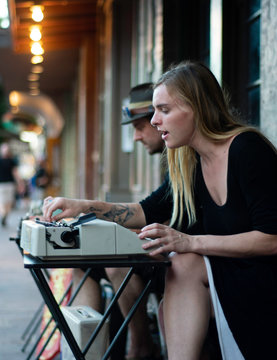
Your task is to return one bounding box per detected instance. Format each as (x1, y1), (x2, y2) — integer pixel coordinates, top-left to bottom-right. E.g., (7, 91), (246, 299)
(85, 206), (102, 215)
(86, 204), (135, 225)
(104, 205), (135, 225)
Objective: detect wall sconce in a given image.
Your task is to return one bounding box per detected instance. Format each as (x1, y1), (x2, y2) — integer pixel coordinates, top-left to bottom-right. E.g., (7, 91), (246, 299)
(29, 25), (42, 42)
(31, 41), (44, 56)
(30, 5), (44, 22)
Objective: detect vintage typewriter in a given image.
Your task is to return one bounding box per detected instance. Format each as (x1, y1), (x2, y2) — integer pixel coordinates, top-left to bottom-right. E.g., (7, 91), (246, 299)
(20, 213), (155, 260)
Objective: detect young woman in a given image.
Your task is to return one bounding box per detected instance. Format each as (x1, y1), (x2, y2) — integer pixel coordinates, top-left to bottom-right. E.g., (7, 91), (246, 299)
(139, 61), (277, 360)
(43, 61), (277, 360)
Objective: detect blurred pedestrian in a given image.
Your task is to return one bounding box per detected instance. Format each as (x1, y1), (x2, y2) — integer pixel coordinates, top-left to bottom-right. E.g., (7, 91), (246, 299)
(0, 142), (25, 226)
(30, 157), (51, 202)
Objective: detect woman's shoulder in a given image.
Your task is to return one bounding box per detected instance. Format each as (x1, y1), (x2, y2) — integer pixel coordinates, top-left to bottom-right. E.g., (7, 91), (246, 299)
(232, 130), (263, 145)
(229, 130), (276, 174)
(231, 130), (276, 155)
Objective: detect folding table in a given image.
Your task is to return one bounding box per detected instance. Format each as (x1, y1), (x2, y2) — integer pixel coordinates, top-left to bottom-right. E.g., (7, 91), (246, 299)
(24, 254), (171, 360)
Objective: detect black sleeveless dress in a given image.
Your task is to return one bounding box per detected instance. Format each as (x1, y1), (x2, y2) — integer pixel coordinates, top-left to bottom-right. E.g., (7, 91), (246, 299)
(141, 131), (277, 359)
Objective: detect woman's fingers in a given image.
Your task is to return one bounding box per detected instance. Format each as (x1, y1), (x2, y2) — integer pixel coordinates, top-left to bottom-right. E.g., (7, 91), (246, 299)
(139, 223), (165, 239)
(139, 223), (191, 255)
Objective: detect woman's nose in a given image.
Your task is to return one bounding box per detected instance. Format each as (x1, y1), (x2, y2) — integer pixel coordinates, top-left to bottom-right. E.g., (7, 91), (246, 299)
(150, 112), (159, 127)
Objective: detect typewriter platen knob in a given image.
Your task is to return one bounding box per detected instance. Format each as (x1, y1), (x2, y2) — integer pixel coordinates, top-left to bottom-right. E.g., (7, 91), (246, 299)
(61, 229), (78, 244)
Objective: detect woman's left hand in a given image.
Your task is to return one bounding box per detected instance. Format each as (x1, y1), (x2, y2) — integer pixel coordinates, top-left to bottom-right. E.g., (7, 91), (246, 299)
(139, 223), (193, 256)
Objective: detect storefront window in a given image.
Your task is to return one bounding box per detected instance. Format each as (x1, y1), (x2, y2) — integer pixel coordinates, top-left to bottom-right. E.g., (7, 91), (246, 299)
(0, 0), (9, 29)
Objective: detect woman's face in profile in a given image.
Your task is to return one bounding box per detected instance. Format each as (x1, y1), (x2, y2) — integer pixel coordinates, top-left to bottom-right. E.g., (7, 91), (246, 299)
(151, 84), (196, 149)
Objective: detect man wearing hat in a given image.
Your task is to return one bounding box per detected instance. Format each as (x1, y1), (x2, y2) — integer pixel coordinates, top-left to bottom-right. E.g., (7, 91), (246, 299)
(72, 83), (165, 360)
(122, 83), (164, 155)
(105, 83), (165, 360)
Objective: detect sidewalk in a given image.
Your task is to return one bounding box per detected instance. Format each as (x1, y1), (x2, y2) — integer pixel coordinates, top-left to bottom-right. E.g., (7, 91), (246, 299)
(0, 206), (165, 360)
(0, 206), (42, 360)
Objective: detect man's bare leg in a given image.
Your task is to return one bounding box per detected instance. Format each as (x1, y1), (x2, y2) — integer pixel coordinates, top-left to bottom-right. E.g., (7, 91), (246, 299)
(106, 267), (158, 359)
(71, 268), (102, 312)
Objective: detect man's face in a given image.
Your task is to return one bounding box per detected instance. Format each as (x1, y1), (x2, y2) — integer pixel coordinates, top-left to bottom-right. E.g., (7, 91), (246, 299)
(132, 117), (164, 154)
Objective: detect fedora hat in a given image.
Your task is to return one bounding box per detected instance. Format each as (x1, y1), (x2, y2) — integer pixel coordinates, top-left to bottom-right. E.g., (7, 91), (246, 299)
(122, 83), (154, 125)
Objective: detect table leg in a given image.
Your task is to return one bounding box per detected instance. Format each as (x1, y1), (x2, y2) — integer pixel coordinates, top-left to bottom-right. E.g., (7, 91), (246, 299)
(34, 268), (93, 360)
(83, 266), (154, 360)
(30, 268), (86, 360)
(102, 277), (152, 360)
(82, 267), (134, 356)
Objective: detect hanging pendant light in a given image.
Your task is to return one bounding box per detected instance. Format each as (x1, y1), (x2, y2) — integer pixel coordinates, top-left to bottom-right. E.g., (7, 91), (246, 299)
(31, 55), (44, 64)
(30, 41), (44, 56)
(29, 25), (42, 42)
(30, 5), (44, 23)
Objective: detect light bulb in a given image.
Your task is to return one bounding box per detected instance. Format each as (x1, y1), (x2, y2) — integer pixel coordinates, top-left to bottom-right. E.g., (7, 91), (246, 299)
(31, 42), (44, 56)
(30, 26), (42, 41)
(31, 65), (44, 74)
(28, 73), (40, 82)
(31, 5), (44, 22)
(31, 55), (44, 64)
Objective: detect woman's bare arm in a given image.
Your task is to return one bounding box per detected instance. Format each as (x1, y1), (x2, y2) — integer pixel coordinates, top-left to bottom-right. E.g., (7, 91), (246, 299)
(139, 223), (277, 258)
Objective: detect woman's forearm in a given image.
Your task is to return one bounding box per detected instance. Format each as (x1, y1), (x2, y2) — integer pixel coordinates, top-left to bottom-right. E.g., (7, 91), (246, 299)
(192, 230), (277, 258)
(140, 224), (277, 258)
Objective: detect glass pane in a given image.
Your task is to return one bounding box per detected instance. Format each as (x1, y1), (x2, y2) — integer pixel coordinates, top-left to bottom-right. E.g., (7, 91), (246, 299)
(248, 86), (260, 126)
(248, 18), (260, 83)
(0, 0), (10, 28)
(248, 0), (261, 16)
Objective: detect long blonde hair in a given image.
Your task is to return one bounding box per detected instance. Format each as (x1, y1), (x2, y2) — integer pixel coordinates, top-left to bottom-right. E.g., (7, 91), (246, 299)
(155, 61), (260, 229)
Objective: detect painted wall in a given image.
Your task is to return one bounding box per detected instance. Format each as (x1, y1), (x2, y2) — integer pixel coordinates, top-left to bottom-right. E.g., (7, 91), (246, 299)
(261, 0), (277, 145)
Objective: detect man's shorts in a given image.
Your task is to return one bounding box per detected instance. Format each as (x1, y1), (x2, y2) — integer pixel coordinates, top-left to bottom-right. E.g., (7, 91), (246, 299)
(80, 265), (165, 295)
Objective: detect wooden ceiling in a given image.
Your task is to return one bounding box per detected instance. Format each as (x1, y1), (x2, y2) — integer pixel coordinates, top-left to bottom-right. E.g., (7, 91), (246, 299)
(0, 0), (98, 100)
(9, 0), (98, 53)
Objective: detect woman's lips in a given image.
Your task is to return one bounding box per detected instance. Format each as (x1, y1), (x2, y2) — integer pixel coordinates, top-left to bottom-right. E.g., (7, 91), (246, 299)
(161, 131), (168, 140)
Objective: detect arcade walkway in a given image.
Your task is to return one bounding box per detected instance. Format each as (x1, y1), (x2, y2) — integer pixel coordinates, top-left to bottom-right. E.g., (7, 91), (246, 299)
(0, 206), (42, 359)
